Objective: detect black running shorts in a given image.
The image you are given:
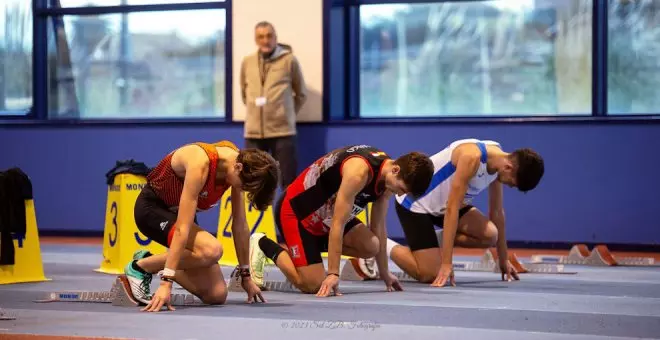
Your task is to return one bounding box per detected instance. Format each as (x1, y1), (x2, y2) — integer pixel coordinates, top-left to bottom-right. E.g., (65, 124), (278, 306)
(133, 184), (197, 247)
(395, 200), (474, 251)
(274, 190), (362, 267)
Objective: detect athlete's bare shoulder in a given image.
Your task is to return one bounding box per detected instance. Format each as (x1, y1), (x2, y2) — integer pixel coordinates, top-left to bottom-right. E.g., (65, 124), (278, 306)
(215, 144), (239, 161)
(451, 143), (482, 165)
(338, 156), (371, 193)
(340, 156), (370, 178)
(170, 144), (210, 176)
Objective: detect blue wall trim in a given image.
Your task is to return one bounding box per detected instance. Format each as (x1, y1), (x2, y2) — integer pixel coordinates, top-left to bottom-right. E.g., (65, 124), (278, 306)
(2, 122), (659, 245)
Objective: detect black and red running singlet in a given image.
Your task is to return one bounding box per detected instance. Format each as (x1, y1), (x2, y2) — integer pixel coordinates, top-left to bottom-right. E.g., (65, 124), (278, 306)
(285, 145), (390, 235)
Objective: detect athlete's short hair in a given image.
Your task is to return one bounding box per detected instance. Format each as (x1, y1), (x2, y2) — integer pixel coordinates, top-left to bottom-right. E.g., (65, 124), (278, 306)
(237, 149), (280, 211)
(510, 148), (544, 192)
(394, 151), (434, 198)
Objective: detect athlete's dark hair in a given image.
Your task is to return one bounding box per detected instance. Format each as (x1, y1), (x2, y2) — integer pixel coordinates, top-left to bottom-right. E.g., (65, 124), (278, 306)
(394, 151), (434, 198)
(237, 149), (280, 211)
(510, 148), (544, 192)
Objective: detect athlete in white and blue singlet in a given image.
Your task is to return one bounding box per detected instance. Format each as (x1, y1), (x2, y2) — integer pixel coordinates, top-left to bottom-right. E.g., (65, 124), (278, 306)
(354, 139), (544, 287)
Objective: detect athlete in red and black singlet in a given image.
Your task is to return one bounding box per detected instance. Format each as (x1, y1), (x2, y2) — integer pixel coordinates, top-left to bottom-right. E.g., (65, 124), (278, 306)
(287, 144), (390, 230)
(134, 140), (238, 247)
(148, 141), (238, 211)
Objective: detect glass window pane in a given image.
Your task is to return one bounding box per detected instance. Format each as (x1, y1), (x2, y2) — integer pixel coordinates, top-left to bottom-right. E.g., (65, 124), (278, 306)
(55, 0), (225, 7)
(359, 0), (593, 117)
(0, 0), (33, 114)
(607, 0), (660, 115)
(47, 9), (226, 119)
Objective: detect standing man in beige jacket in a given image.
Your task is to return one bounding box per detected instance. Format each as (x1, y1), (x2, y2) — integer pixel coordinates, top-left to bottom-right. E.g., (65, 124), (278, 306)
(240, 21), (307, 190)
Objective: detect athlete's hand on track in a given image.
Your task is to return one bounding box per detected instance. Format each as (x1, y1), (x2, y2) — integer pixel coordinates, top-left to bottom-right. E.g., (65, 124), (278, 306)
(142, 282), (175, 312)
(431, 263), (456, 287)
(242, 278), (267, 303)
(383, 272), (403, 292)
(500, 261), (520, 282)
(316, 274), (342, 297)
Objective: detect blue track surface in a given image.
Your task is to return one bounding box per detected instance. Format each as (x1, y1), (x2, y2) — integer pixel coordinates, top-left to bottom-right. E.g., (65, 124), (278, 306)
(1, 244), (659, 340)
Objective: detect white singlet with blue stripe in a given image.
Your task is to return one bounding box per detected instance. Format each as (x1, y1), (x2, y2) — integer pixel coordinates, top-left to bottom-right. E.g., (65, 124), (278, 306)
(395, 139), (500, 216)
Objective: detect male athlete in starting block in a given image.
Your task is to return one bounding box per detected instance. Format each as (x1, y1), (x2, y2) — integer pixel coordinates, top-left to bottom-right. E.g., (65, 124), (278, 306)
(248, 145), (434, 296)
(121, 140), (279, 311)
(355, 139), (544, 287)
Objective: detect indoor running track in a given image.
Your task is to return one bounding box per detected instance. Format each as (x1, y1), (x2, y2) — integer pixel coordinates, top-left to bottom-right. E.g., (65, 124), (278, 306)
(1, 241), (660, 340)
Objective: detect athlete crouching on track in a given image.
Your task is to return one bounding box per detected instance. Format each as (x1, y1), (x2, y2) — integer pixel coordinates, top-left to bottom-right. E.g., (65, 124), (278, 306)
(248, 145), (434, 297)
(354, 139), (544, 288)
(121, 140), (279, 312)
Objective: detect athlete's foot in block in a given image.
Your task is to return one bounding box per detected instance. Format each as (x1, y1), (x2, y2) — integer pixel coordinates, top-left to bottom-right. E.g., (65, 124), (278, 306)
(249, 232), (268, 287)
(124, 258), (153, 305)
(352, 257), (379, 279)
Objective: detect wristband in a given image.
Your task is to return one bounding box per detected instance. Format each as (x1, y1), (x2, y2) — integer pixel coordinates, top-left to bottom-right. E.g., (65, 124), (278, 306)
(162, 268), (176, 277)
(327, 272), (339, 277)
(235, 266), (251, 279)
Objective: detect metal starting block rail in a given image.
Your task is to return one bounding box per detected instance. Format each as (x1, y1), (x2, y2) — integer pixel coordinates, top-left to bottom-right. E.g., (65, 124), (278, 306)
(34, 291), (115, 303)
(341, 249), (572, 282)
(529, 244), (655, 267)
(506, 252), (575, 275)
(0, 308), (17, 320)
(34, 276), (204, 307)
(226, 274), (300, 293)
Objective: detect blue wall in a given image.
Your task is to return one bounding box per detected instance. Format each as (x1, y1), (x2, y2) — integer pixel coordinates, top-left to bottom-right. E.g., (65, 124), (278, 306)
(1, 122), (659, 245)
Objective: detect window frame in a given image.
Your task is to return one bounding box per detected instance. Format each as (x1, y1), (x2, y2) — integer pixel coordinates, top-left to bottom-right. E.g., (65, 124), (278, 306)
(0, 0), (36, 119)
(2, 0), (660, 125)
(1, 0), (232, 124)
(327, 0), (660, 123)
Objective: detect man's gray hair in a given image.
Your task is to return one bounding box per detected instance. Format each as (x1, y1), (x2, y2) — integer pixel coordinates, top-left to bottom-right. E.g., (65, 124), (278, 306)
(255, 21), (275, 31)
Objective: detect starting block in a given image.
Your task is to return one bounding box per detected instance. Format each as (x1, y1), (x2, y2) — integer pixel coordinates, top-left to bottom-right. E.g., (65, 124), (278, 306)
(226, 269), (300, 293)
(587, 245), (655, 266)
(227, 278), (299, 293)
(530, 244), (655, 267)
(529, 244), (591, 265)
(340, 251), (501, 282)
(34, 276), (204, 307)
(506, 252), (576, 274)
(0, 308), (16, 320)
(341, 248), (571, 282)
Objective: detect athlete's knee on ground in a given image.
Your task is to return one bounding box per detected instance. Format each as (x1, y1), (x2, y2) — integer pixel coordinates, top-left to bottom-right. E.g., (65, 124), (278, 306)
(292, 275), (323, 294)
(401, 257), (437, 283)
(416, 265), (440, 283)
(199, 285), (228, 305)
(298, 282), (322, 294)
